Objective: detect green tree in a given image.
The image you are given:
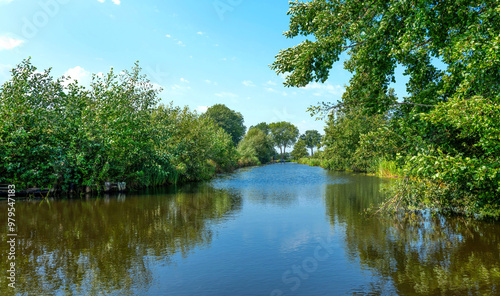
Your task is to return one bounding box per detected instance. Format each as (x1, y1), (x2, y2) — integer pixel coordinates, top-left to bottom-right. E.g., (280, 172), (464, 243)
(291, 139), (308, 160)
(323, 107), (385, 172)
(272, 0), (500, 218)
(271, 0), (499, 111)
(249, 122), (270, 135)
(238, 127), (275, 165)
(0, 59), (239, 193)
(204, 104), (246, 146)
(269, 121), (299, 159)
(300, 130), (322, 157)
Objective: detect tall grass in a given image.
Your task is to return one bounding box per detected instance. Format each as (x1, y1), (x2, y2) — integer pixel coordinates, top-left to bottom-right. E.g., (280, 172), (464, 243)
(295, 157), (327, 168)
(376, 159), (401, 178)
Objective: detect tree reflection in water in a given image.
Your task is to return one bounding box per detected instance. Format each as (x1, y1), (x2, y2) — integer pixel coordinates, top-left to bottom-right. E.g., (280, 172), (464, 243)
(325, 173), (500, 295)
(0, 183), (242, 296)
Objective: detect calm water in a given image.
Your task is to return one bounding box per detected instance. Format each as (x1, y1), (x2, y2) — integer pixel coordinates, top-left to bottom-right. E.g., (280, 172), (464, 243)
(1, 163), (500, 295)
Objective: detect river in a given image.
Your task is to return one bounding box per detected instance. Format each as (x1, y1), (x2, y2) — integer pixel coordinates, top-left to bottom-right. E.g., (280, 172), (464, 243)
(1, 163), (499, 295)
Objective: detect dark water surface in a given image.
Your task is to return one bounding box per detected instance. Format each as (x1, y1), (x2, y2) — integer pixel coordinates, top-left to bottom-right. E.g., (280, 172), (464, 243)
(1, 163), (499, 295)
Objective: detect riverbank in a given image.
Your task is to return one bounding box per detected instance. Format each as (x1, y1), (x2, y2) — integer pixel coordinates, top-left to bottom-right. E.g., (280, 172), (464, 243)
(4, 164), (499, 295)
(294, 157), (500, 220)
(1, 60), (244, 197)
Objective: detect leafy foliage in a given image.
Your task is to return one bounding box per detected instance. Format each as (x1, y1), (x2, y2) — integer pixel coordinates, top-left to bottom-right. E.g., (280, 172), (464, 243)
(269, 121), (299, 158)
(300, 130), (322, 156)
(291, 138), (308, 160)
(273, 0), (500, 218)
(323, 107), (386, 172)
(238, 127), (276, 166)
(203, 104), (246, 146)
(237, 127), (275, 165)
(249, 122), (271, 135)
(0, 59), (238, 193)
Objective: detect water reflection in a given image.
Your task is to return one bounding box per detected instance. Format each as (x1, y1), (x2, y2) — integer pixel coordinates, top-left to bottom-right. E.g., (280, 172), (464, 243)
(325, 173), (500, 295)
(0, 165), (499, 295)
(213, 163), (342, 207)
(0, 183), (242, 296)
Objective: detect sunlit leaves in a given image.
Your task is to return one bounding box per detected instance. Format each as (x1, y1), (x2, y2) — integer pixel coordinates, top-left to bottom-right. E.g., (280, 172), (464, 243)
(0, 59), (239, 192)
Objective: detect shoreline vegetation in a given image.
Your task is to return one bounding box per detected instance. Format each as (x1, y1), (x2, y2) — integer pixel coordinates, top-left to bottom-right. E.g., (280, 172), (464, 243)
(0, 59), (245, 198)
(0, 60), (298, 199)
(1, 57), (499, 220)
(273, 0), (500, 220)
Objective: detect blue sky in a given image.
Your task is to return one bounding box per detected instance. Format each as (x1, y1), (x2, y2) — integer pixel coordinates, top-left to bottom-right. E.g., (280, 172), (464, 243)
(0, 0), (409, 135)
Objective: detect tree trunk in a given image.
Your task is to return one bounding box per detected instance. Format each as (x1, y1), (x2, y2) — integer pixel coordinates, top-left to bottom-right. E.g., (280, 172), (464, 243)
(310, 147), (314, 157)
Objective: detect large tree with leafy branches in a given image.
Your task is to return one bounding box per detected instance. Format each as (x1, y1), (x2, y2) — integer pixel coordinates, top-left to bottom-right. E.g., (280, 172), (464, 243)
(300, 130), (322, 156)
(269, 121), (299, 159)
(204, 104), (246, 146)
(272, 0), (500, 218)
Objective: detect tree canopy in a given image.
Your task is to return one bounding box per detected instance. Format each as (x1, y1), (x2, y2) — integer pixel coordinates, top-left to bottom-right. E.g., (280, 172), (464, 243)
(269, 121), (299, 158)
(0, 60), (239, 192)
(237, 127), (275, 165)
(273, 0), (500, 218)
(300, 130), (322, 156)
(249, 122), (270, 135)
(272, 0), (499, 113)
(291, 138), (308, 160)
(204, 104), (246, 146)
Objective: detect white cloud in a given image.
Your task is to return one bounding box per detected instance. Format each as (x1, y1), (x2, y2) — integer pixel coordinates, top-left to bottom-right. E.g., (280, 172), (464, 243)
(266, 80), (277, 86)
(176, 40), (185, 47)
(180, 78), (190, 83)
(0, 36), (24, 50)
(62, 66), (91, 86)
(197, 32), (204, 35)
(162, 82), (191, 98)
(242, 80), (255, 87)
(215, 92), (238, 98)
(171, 84), (191, 91)
(204, 79), (218, 85)
(303, 82), (345, 96)
(265, 87), (287, 96)
(196, 106), (208, 113)
(165, 34), (171, 38)
(97, 0), (120, 5)
(0, 0), (14, 4)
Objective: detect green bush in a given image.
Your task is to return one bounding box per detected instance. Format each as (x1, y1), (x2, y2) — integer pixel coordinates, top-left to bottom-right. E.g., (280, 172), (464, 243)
(0, 59), (239, 193)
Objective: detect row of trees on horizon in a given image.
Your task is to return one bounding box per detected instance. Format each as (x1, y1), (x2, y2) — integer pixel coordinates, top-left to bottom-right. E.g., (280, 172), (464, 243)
(201, 104), (323, 165)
